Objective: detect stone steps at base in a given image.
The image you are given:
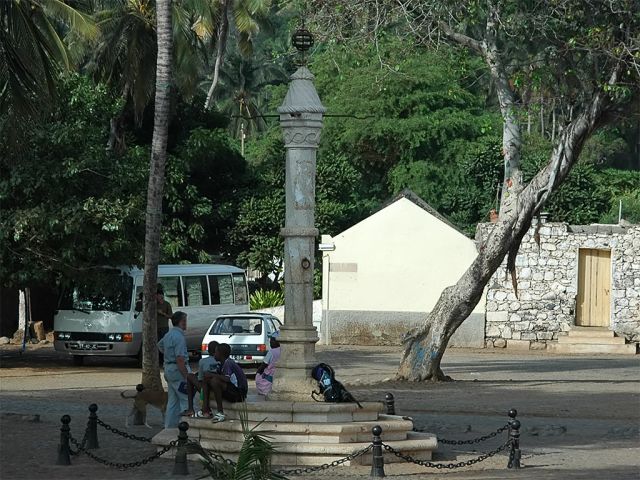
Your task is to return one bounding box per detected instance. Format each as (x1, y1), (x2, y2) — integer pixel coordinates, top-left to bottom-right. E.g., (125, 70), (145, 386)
(548, 342), (637, 355)
(218, 400), (383, 423)
(184, 414), (414, 443)
(152, 429), (437, 466)
(567, 327), (615, 338)
(558, 335), (626, 345)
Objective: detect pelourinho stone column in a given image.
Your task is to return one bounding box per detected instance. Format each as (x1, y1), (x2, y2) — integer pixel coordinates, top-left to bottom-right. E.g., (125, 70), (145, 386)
(270, 66), (325, 400)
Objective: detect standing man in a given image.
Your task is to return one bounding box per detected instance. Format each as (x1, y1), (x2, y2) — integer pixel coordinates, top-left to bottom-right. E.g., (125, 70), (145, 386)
(158, 311), (189, 428)
(156, 286), (172, 365)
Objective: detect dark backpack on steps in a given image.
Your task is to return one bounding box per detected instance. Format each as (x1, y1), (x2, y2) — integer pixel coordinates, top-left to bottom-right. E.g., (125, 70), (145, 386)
(311, 363), (362, 408)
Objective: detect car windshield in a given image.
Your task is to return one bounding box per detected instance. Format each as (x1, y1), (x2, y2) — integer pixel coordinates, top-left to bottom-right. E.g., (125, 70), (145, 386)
(210, 317), (264, 335)
(59, 270), (133, 312)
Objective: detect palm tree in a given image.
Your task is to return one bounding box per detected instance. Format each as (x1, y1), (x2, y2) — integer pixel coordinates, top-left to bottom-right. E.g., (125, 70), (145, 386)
(87, 0), (210, 150)
(141, 0), (173, 392)
(203, 0), (271, 110)
(0, 0), (96, 118)
(213, 46), (286, 142)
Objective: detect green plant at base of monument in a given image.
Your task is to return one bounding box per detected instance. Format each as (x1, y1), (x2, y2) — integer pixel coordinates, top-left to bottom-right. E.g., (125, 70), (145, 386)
(199, 402), (287, 480)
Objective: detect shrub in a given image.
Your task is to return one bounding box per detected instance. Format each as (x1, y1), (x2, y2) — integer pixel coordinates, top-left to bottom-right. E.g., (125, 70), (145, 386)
(250, 289), (285, 310)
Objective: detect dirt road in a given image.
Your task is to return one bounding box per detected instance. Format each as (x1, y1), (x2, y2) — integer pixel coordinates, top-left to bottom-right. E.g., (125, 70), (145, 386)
(1, 344), (638, 479)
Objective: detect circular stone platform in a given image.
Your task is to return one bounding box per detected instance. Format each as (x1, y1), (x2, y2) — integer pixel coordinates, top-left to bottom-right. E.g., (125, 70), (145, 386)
(152, 399), (437, 467)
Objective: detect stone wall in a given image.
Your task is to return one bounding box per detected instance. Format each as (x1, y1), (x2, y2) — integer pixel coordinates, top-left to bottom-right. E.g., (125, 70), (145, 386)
(479, 223), (640, 347)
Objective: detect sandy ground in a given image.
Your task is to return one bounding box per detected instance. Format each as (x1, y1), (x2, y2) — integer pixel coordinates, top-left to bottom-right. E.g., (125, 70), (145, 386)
(1, 344), (639, 479)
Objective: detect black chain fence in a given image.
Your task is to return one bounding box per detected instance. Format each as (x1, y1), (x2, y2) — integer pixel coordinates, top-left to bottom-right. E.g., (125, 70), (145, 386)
(69, 432), (175, 470)
(413, 422), (511, 445)
(383, 440), (511, 469)
(96, 418), (153, 443)
(274, 445), (372, 476)
(56, 398), (522, 475)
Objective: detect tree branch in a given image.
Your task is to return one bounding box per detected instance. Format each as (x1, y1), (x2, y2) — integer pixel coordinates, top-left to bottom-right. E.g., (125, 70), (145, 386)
(437, 21), (483, 54)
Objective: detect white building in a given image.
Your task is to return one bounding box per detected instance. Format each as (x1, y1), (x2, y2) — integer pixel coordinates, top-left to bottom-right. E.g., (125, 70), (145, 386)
(320, 190), (485, 347)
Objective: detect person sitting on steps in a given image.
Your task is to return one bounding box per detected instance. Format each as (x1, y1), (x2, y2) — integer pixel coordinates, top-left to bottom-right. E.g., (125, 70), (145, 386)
(255, 332), (281, 396)
(198, 343), (247, 422)
(183, 341), (220, 417)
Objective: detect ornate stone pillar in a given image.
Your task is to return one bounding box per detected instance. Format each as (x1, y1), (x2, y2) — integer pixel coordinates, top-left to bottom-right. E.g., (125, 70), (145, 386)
(271, 66), (325, 400)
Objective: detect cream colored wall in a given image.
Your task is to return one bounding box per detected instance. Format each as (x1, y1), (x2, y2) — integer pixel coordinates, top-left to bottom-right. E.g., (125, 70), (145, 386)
(322, 198), (484, 314)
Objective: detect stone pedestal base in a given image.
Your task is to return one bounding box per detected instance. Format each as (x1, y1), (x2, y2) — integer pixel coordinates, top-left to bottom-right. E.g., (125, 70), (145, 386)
(152, 398), (438, 467)
(270, 324), (319, 401)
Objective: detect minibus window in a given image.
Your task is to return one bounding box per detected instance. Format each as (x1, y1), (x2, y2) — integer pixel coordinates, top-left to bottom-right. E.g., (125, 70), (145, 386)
(59, 271), (133, 312)
(183, 276), (210, 306)
(158, 276), (183, 307)
(233, 274), (248, 305)
(209, 275), (234, 304)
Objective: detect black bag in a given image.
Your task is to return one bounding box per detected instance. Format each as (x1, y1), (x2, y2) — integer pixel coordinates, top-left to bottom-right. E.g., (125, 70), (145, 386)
(311, 363), (362, 408)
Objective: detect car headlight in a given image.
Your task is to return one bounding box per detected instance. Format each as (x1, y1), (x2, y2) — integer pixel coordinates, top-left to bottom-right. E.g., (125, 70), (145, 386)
(64, 333), (71, 339)
(108, 334), (115, 341)
(57, 332), (65, 340)
(115, 334), (122, 341)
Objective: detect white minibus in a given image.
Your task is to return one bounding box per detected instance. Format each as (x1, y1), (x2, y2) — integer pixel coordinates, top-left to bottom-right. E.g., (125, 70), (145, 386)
(53, 264), (249, 365)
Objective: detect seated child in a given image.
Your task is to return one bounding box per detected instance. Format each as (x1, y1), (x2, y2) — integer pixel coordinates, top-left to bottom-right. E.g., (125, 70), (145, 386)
(255, 333), (280, 396)
(199, 343), (248, 422)
(183, 341), (219, 417)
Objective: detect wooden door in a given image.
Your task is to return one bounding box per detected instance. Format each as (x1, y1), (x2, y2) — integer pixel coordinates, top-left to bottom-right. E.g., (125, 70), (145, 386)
(576, 249), (611, 327)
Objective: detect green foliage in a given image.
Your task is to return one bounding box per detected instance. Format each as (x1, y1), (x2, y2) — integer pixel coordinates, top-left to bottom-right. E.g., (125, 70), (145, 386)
(250, 289), (284, 309)
(0, 74), (248, 287)
(521, 135), (640, 225)
(0, 0), (97, 120)
(0, 74), (141, 285)
(314, 40), (497, 170)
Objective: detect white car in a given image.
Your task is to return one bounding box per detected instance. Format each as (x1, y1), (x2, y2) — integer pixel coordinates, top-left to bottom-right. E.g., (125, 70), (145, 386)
(200, 313), (282, 368)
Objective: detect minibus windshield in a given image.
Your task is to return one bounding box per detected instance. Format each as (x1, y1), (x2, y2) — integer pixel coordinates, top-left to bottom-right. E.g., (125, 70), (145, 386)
(59, 270), (133, 313)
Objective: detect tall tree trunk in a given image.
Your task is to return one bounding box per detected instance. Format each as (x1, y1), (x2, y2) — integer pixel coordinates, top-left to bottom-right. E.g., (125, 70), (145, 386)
(483, 4), (522, 213)
(397, 85), (615, 382)
(141, 0), (173, 391)
(540, 97), (545, 136)
(439, 4), (522, 214)
(551, 99), (557, 141)
(204, 0), (229, 110)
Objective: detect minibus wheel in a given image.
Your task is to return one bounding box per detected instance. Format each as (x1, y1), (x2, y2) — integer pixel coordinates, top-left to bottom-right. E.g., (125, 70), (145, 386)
(72, 355), (84, 366)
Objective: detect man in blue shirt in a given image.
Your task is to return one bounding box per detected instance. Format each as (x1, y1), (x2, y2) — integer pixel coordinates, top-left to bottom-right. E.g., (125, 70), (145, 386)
(157, 311), (189, 428)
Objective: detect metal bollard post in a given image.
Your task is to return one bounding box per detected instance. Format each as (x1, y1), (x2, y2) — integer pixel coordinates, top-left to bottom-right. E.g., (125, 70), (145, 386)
(56, 415), (72, 465)
(173, 421), (190, 475)
(370, 425), (385, 478)
(507, 419), (521, 469)
(508, 408), (517, 427)
(507, 408), (517, 437)
(384, 393), (395, 415)
(86, 404), (100, 450)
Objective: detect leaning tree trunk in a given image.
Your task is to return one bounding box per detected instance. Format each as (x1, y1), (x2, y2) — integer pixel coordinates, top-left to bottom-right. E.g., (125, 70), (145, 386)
(397, 84), (616, 382)
(204, 0), (229, 110)
(140, 0), (173, 391)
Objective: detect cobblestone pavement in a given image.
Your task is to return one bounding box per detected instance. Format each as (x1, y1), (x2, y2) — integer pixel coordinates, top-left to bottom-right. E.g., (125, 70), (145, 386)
(1, 344), (639, 479)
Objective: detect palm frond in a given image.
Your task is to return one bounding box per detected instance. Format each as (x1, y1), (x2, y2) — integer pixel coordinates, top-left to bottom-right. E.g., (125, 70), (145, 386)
(41, 0), (99, 39)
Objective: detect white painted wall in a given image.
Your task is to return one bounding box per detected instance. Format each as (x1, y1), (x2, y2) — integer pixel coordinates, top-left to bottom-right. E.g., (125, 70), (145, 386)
(322, 197), (485, 315)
